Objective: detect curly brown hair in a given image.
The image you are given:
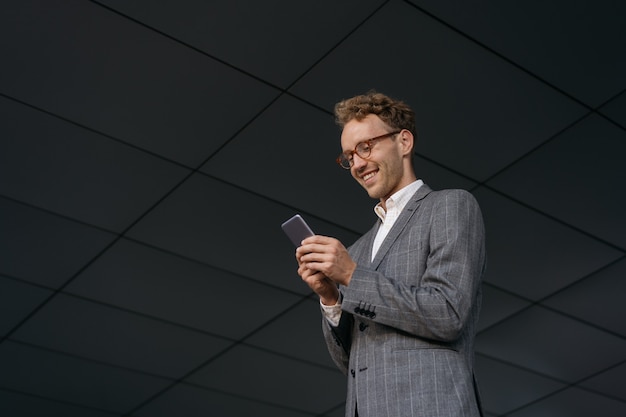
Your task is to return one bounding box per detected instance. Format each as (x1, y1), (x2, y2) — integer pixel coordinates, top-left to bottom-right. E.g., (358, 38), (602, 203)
(334, 91), (416, 136)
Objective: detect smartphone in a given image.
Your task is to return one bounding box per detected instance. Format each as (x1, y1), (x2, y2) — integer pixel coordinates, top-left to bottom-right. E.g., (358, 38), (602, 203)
(281, 214), (315, 246)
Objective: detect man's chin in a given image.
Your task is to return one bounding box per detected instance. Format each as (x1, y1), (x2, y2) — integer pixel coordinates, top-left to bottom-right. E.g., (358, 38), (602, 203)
(364, 187), (382, 200)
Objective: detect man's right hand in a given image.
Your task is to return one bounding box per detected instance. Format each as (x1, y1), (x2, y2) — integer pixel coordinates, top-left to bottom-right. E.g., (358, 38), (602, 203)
(296, 251), (339, 305)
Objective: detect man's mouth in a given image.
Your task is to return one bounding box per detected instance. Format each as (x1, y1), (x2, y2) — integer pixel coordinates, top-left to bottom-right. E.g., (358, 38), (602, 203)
(362, 170), (378, 183)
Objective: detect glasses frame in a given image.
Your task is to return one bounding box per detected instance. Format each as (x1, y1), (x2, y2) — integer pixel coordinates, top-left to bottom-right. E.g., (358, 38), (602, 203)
(336, 130), (402, 169)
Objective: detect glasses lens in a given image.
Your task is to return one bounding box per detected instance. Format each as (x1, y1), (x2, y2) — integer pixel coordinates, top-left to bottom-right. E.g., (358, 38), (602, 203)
(338, 153), (352, 169)
(355, 141), (372, 159)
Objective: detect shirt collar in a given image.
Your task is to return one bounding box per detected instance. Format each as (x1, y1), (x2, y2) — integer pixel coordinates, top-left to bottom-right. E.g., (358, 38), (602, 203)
(374, 179), (424, 222)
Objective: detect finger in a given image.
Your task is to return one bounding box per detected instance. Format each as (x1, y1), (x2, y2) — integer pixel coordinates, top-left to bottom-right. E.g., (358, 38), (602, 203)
(301, 235), (337, 246)
(300, 251), (325, 264)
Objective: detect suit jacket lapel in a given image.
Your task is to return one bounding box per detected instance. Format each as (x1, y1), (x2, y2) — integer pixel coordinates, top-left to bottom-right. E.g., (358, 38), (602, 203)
(370, 184), (432, 269)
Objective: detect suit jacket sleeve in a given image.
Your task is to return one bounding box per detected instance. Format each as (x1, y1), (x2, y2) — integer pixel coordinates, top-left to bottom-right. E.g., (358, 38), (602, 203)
(321, 304), (353, 375)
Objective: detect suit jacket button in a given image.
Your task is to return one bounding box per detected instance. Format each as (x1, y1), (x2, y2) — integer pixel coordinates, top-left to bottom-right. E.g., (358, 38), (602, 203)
(359, 322), (368, 331)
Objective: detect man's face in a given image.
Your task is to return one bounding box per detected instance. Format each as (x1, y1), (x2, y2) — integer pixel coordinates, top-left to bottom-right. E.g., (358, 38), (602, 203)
(340, 114), (412, 202)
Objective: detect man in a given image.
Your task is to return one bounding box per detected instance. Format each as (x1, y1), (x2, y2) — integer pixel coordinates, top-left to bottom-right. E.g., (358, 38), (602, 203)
(296, 91), (486, 417)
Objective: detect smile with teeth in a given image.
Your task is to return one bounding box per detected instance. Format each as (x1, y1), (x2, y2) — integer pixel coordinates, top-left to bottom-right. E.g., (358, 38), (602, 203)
(362, 170), (378, 182)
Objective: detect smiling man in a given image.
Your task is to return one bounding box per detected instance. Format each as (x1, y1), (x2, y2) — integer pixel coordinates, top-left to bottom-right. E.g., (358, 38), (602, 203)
(296, 91), (486, 417)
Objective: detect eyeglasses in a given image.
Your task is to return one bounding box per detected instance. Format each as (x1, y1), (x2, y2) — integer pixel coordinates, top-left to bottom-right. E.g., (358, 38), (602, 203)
(336, 130), (401, 169)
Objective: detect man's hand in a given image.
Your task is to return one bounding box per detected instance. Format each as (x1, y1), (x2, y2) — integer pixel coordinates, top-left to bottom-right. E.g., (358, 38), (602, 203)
(296, 265), (339, 306)
(296, 235), (356, 288)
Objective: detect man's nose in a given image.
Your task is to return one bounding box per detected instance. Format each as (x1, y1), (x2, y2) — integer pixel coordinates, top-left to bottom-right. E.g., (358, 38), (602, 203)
(352, 153), (367, 170)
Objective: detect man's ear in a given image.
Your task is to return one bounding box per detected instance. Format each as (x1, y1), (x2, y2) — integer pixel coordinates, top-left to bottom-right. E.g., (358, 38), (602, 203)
(399, 130), (415, 156)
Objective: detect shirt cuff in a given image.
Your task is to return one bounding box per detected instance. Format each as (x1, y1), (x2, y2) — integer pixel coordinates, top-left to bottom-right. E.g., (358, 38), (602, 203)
(320, 299), (342, 327)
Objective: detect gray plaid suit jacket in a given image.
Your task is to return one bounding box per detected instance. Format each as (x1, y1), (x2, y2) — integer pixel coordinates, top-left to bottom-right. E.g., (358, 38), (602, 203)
(322, 184), (486, 417)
